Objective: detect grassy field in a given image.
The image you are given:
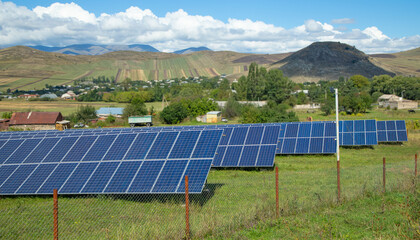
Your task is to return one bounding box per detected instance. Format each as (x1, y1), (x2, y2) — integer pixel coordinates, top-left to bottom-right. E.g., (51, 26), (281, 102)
(0, 106), (418, 239)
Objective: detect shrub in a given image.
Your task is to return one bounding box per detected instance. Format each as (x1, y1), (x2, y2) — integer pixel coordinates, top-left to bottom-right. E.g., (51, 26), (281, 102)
(160, 102), (188, 124)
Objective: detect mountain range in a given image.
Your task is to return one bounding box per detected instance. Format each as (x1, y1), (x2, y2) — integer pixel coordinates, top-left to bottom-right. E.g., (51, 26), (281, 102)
(0, 42), (419, 91)
(28, 44), (211, 56)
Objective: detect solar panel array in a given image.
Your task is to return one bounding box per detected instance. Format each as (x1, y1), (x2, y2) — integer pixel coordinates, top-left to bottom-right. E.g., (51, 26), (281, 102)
(0, 130), (222, 195)
(276, 122), (337, 154)
(212, 125), (281, 167)
(339, 120), (378, 146)
(376, 120), (408, 142)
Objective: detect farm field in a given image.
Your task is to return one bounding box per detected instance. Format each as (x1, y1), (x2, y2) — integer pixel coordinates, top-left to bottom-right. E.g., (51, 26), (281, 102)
(0, 108), (418, 239)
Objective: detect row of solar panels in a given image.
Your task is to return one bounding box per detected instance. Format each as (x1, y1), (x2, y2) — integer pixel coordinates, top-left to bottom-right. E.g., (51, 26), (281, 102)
(0, 120), (407, 195)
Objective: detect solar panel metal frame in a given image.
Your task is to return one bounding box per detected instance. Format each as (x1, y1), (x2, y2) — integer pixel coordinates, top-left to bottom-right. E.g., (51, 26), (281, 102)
(339, 120), (378, 146)
(0, 129), (222, 195)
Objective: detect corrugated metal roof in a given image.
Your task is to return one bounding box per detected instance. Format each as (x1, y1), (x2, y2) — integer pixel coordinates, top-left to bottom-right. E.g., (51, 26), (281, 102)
(96, 107), (124, 115)
(9, 112), (63, 125)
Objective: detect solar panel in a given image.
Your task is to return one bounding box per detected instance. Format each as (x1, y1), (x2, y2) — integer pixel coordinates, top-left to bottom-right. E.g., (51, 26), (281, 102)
(376, 120), (408, 142)
(0, 129), (222, 195)
(339, 120), (377, 146)
(276, 122), (337, 154)
(212, 125), (280, 167)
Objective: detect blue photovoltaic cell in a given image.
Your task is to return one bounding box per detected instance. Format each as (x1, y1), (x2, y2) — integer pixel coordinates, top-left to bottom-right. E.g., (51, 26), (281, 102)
(221, 146), (242, 166)
(82, 135), (117, 161)
(285, 124), (299, 138)
(152, 160), (188, 193)
(212, 146), (226, 166)
(229, 127), (248, 145)
(124, 132), (157, 160)
(176, 159), (212, 193)
(219, 128), (233, 145)
(81, 161), (120, 193)
(261, 126), (281, 144)
(4, 139), (41, 164)
(128, 161), (164, 193)
(245, 127), (264, 145)
(0, 164), (37, 194)
(169, 131), (200, 159)
(104, 161), (142, 193)
(60, 162), (98, 193)
(146, 131), (179, 159)
(103, 134), (137, 160)
(298, 123), (311, 137)
(339, 120), (377, 146)
(256, 145), (277, 166)
(61, 136), (97, 162)
(238, 146), (259, 166)
(0, 165), (18, 186)
(377, 120), (408, 142)
(309, 138), (323, 153)
(295, 138), (310, 154)
(23, 139), (55, 163)
(37, 163), (78, 194)
(192, 130), (223, 159)
(0, 140), (24, 164)
(17, 164), (58, 194)
(277, 122), (337, 154)
(43, 137), (78, 163)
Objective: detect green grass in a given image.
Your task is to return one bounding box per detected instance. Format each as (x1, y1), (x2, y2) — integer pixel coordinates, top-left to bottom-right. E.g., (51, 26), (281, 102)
(0, 131), (418, 239)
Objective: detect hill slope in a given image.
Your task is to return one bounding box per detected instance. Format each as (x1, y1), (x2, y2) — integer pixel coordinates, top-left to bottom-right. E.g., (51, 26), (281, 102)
(370, 47), (420, 76)
(0, 46), (283, 91)
(173, 47), (212, 54)
(277, 42), (394, 80)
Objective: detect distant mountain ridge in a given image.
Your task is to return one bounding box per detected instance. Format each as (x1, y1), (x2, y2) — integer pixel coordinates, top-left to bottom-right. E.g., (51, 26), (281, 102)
(173, 47), (212, 54)
(29, 44), (160, 55)
(28, 44), (213, 55)
(277, 42), (394, 79)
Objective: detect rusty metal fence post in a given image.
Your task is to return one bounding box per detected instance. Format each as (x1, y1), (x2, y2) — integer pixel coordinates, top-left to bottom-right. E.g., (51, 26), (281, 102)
(185, 175), (190, 240)
(53, 189), (58, 240)
(275, 166), (279, 218)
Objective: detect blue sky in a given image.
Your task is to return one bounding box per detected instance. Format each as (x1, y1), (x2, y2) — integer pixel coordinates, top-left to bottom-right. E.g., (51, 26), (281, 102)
(2, 0), (420, 53)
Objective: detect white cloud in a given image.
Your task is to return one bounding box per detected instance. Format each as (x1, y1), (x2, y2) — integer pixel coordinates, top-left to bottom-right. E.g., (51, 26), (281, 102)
(0, 1), (419, 53)
(332, 18), (355, 24)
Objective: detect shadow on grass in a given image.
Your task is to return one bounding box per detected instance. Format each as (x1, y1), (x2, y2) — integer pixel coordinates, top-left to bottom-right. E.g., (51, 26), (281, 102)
(341, 145), (375, 150)
(0, 183), (224, 206)
(378, 142), (405, 145)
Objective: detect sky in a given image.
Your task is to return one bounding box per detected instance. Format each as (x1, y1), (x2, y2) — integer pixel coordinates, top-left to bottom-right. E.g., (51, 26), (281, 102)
(1, 0), (419, 54)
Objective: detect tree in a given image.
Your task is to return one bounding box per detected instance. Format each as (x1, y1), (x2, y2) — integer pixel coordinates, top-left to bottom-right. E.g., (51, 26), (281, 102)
(69, 105), (97, 124)
(320, 96), (335, 116)
(222, 97), (242, 119)
(159, 102), (188, 124)
(122, 98), (148, 119)
(350, 75), (370, 89)
(265, 69), (293, 103)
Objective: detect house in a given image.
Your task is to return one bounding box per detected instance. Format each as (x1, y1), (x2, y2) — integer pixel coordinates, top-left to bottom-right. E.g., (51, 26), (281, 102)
(61, 91), (77, 100)
(9, 112), (64, 130)
(18, 94), (39, 99)
(96, 107), (124, 118)
(206, 111), (222, 123)
(378, 94), (417, 109)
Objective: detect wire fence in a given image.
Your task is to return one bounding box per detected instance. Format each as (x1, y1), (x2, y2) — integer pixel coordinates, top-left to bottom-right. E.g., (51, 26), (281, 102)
(0, 153), (418, 239)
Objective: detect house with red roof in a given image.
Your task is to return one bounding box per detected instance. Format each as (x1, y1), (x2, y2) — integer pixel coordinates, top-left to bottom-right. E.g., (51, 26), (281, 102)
(9, 112), (64, 130)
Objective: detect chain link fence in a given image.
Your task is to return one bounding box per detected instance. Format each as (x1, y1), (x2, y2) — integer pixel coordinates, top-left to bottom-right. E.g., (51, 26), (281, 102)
(0, 152), (418, 239)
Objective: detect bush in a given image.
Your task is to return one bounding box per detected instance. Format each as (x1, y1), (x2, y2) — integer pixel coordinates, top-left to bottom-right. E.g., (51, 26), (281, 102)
(160, 102), (189, 124)
(223, 97), (242, 119)
(68, 105), (97, 124)
(123, 98), (148, 119)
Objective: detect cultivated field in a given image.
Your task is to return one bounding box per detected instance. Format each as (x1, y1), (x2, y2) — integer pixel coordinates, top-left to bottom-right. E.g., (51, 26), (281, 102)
(0, 108), (418, 239)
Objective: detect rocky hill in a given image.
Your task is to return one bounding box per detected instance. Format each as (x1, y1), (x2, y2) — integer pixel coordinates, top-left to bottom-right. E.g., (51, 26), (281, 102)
(277, 42), (394, 80)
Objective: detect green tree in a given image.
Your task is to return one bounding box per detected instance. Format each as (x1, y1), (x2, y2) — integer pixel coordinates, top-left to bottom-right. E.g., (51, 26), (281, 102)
(265, 69), (294, 103)
(222, 97), (242, 119)
(321, 96), (335, 116)
(350, 75), (370, 89)
(159, 102), (188, 124)
(69, 105), (97, 124)
(122, 98), (148, 119)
